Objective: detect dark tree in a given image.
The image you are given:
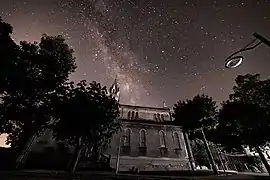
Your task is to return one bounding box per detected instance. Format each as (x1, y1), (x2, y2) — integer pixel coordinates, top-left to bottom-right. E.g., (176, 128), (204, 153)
(215, 74), (270, 174)
(216, 101), (270, 173)
(173, 94), (217, 136)
(173, 94), (218, 174)
(230, 74), (270, 113)
(51, 80), (120, 172)
(0, 17), (76, 167)
(0, 17), (18, 96)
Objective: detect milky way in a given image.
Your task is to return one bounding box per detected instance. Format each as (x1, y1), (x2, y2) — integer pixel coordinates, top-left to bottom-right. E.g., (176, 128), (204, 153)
(73, 1), (149, 105)
(0, 0), (270, 107)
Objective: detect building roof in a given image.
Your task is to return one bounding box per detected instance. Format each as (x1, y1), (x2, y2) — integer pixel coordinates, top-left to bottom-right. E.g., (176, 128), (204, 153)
(120, 104), (171, 111)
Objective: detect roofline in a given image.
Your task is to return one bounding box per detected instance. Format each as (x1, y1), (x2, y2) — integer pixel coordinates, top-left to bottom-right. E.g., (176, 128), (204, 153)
(119, 118), (176, 126)
(119, 104), (171, 111)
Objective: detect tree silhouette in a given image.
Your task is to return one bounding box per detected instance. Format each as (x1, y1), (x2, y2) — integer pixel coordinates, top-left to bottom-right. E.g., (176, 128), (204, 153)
(173, 94), (218, 174)
(0, 17), (76, 167)
(51, 80), (120, 172)
(216, 101), (270, 173)
(215, 74), (270, 174)
(230, 74), (270, 113)
(173, 94), (217, 135)
(0, 17), (18, 97)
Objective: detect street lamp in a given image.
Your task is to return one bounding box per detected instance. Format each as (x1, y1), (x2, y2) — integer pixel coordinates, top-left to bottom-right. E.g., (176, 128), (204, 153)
(225, 33), (270, 69)
(115, 135), (126, 175)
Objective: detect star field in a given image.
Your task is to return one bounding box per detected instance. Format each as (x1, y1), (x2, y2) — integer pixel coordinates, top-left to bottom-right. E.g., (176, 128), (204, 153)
(0, 0), (270, 107)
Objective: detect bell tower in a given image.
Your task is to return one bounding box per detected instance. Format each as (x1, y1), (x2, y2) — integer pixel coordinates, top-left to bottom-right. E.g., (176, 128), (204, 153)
(109, 76), (120, 102)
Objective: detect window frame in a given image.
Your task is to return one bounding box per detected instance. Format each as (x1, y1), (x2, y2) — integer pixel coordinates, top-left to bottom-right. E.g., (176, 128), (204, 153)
(159, 130), (166, 148)
(139, 129), (147, 147)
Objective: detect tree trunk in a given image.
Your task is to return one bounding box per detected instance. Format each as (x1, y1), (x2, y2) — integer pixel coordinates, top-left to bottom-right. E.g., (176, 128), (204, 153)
(194, 139), (202, 169)
(201, 128), (218, 174)
(91, 145), (100, 163)
(183, 132), (195, 170)
(15, 132), (37, 169)
(255, 146), (270, 175)
(69, 137), (83, 172)
(216, 144), (226, 172)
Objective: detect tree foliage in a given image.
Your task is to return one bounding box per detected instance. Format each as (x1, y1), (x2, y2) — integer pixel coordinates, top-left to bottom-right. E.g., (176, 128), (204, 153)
(214, 74), (270, 149)
(51, 80), (120, 169)
(230, 74), (270, 113)
(212, 74), (270, 174)
(0, 17), (76, 149)
(173, 94), (217, 137)
(216, 101), (270, 149)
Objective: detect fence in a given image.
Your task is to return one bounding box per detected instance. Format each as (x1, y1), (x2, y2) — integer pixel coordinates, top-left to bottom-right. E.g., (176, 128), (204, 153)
(190, 139), (265, 173)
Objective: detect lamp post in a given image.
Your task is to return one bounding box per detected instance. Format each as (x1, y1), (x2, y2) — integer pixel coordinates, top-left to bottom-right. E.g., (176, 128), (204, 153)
(225, 33), (270, 68)
(115, 135), (126, 175)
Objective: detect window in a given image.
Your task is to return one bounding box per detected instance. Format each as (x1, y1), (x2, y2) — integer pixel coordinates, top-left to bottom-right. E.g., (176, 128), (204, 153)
(127, 111), (131, 119)
(154, 114), (157, 121)
(139, 129), (146, 147)
(135, 112), (139, 119)
(173, 132), (181, 149)
(123, 128), (131, 146)
(131, 111), (135, 119)
(161, 114), (164, 121)
(139, 129), (147, 156)
(159, 130), (166, 147)
(157, 113), (161, 121)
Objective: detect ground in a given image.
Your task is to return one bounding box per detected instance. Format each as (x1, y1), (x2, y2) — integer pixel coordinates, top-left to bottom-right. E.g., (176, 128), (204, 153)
(0, 170), (269, 180)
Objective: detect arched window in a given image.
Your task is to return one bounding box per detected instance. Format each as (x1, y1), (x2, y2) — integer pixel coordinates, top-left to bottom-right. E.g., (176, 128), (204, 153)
(135, 112), (139, 119)
(173, 132), (181, 149)
(154, 114), (157, 121)
(159, 130), (166, 147)
(124, 128), (131, 146)
(127, 111), (131, 119)
(157, 113), (161, 121)
(139, 129), (146, 147)
(131, 111), (135, 119)
(161, 114), (164, 121)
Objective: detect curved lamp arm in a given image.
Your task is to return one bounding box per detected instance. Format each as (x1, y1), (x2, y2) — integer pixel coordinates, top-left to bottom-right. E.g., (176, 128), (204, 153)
(225, 39), (262, 62)
(224, 33), (270, 69)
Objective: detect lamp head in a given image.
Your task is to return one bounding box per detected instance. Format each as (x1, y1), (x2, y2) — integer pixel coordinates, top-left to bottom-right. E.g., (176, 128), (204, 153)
(225, 56), (244, 68)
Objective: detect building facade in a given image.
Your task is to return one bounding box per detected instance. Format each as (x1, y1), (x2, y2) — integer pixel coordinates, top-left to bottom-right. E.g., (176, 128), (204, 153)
(107, 104), (191, 171)
(30, 78), (191, 171)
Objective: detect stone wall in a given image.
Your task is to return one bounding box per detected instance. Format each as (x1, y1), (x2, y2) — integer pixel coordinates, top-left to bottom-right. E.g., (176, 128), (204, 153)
(106, 121), (190, 171)
(120, 105), (171, 122)
(110, 156), (190, 171)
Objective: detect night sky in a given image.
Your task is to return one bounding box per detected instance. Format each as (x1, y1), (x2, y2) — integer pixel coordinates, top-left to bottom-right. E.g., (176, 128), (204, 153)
(0, 0), (270, 107)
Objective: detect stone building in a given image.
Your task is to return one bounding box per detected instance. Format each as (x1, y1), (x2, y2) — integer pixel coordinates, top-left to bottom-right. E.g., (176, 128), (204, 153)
(30, 78), (192, 171)
(107, 104), (191, 171)
(104, 77), (191, 171)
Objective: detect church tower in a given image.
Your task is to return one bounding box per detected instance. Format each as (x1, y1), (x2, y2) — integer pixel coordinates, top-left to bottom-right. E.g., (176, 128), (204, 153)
(109, 76), (120, 103)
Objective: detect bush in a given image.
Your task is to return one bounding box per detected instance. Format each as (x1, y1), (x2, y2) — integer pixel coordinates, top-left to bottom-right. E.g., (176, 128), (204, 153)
(0, 147), (17, 170)
(25, 145), (72, 170)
